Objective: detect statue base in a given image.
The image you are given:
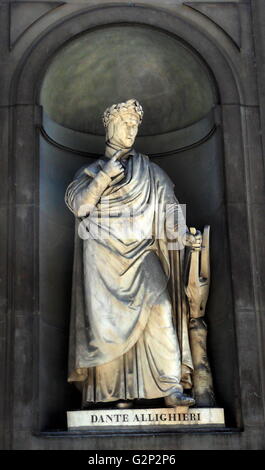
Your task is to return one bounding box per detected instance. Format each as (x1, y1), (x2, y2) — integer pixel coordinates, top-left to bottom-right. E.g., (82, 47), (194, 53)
(67, 407), (225, 430)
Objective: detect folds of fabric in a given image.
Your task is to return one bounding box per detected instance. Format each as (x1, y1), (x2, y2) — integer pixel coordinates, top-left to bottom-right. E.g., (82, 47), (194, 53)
(82, 291), (183, 403)
(65, 152), (193, 395)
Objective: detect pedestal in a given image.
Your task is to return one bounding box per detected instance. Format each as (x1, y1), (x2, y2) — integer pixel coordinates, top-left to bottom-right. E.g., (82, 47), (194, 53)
(67, 407), (225, 430)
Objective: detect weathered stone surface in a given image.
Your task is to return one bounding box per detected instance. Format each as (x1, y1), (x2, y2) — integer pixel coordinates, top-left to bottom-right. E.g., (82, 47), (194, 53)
(235, 309), (264, 427)
(10, 2), (62, 48)
(0, 0), (265, 451)
(184, 2), (241, 48)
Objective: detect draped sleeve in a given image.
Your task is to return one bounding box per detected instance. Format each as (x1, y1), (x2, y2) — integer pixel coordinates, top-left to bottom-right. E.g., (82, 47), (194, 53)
(65, 164), (111, 217)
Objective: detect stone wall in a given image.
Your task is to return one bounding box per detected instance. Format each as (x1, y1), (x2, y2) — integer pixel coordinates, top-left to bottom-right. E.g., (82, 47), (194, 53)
(0, 0), (264, 450)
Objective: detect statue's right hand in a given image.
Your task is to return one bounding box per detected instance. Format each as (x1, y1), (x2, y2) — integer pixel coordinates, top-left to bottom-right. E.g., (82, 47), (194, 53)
(103, 154), (124, 178)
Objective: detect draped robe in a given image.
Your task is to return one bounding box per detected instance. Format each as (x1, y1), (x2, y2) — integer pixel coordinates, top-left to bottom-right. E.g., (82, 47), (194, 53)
(65, 150), (193, 403)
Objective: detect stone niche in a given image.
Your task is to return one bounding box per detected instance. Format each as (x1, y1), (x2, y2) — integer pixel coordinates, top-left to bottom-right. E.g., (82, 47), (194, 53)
(38, 24), (239, 432)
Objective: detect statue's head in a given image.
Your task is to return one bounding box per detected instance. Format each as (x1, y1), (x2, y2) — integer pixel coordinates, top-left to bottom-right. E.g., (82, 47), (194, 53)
(102, 99), (143, 149)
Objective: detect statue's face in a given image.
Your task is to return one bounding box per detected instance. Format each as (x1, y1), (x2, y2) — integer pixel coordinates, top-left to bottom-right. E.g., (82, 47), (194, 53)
(107, 113), (139, 149)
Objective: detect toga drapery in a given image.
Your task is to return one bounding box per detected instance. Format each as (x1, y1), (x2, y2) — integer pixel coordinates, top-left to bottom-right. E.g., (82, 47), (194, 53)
(65, 150), (193, 403)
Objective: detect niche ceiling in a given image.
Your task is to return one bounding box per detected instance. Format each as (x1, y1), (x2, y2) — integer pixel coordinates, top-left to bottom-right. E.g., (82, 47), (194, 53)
(40, 25), (217, 136)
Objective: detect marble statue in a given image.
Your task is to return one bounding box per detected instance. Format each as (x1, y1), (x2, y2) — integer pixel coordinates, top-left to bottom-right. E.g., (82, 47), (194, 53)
(65, 99), (214, 409)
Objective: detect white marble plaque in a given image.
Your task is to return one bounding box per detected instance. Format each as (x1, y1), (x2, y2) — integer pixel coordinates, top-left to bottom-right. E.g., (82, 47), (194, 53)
(67, 407), (225, 429)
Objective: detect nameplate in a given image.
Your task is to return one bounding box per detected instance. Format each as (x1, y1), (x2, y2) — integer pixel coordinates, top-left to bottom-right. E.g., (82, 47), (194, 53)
(67, 407), (225, 429)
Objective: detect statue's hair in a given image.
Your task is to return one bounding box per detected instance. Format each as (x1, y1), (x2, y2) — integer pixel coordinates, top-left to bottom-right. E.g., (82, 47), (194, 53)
(102, 99), (143, 128)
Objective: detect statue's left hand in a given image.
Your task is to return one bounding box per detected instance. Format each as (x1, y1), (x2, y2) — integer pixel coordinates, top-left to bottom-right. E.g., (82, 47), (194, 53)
(185, 228), (202, 249)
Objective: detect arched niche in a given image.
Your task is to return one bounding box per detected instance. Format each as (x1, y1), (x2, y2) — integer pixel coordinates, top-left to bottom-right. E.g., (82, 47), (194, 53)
(7, 2), (257, 445)
(37, 23), (238, 432)
(40, 25), (217, 135)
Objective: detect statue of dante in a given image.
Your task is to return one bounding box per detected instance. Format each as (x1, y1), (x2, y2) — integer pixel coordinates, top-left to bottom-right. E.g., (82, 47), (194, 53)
(65, 99), (203, 409)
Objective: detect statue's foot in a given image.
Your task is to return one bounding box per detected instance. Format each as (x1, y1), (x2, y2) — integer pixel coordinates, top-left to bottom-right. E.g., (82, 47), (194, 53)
(115, 400), (133, 409)
(164, 391), (195, 407)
